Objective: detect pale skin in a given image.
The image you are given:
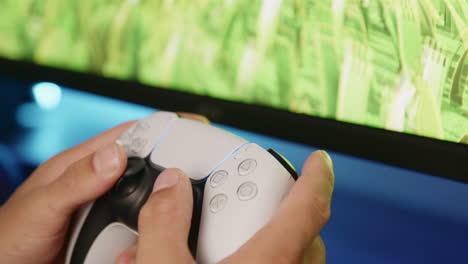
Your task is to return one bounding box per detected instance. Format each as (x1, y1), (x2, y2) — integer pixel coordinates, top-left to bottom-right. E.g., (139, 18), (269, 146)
(0, 113), (334, 264)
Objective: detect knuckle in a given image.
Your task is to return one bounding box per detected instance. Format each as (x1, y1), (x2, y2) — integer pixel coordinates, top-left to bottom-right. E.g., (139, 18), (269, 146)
(310, 196), (331, 226)
(39, 187), (64, 216)
(61, 158), (90, 186)
(139, 195), (177, 224)
(60, 171), (78, 192)
(57, 170), (83, 198)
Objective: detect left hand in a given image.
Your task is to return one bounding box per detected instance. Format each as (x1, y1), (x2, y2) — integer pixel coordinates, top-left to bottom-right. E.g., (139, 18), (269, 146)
(0, 113), (209, 264)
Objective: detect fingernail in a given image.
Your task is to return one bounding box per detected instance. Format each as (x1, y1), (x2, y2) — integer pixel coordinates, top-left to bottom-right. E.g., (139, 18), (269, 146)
(93, 143), (123, 175)
(318, 150), (333, 172)
(199, 116), (210, 124)
(189, 115), (210, 124)
(153, 169), (180, 193)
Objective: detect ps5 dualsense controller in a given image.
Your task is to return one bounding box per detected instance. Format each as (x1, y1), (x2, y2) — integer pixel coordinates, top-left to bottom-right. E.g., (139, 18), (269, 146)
(65, 111), (297, 264)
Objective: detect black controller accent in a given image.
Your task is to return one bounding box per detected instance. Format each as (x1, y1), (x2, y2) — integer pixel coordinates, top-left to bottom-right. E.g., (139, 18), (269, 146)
(188, 179), (206, 257)
(268, 149), (298, 180)
(112, 158), (146, 197)
(70, 157), (161, 264)
(70, 157), (206, 264)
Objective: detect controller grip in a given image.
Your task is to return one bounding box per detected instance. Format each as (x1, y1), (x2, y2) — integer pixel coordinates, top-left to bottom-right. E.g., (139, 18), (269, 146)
(188, 180), (206, 257)
(67, 199), (117, 264)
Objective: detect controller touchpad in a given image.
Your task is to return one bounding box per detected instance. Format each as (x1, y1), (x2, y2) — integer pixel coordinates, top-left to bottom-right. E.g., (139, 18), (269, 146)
(150, 118), (247, 180)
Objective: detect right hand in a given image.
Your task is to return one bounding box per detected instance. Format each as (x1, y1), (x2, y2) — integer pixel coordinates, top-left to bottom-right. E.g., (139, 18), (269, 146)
(117, 150), (334, 264)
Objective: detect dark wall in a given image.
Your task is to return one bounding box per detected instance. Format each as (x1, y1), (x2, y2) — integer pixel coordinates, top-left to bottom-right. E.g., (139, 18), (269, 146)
(0, 75), (31, 203)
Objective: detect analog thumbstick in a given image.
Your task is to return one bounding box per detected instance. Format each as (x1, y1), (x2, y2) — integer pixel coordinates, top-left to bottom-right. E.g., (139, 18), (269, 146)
(113, 158), (146, 197)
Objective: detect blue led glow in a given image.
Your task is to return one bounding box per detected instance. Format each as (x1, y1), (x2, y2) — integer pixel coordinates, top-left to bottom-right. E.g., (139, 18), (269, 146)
(32, 82), (62, 110)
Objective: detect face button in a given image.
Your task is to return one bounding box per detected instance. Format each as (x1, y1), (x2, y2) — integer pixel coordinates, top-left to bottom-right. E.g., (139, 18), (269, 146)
(209, 193), (228, 213)
(238, 159), (257, 176)
(209, 170), (229, 188)
(237, 182), (258, 201)
(113, 158), (146, 197)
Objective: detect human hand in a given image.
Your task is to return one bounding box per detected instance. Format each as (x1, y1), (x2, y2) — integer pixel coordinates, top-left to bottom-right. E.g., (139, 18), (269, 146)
(116, 150), (334, 264)
(0, 112), (209, 264)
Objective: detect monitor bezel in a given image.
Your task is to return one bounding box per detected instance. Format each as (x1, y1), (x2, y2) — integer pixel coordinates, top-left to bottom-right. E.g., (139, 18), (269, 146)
(1, 58), (467, 182)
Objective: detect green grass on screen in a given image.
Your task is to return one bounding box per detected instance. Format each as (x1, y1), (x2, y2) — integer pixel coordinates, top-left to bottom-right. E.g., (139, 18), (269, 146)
(0, 0), (467, 143)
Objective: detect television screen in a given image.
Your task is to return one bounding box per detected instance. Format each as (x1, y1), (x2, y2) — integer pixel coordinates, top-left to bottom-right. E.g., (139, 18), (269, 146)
(1, 0), (467, 181)
(1, 0), (466, 144)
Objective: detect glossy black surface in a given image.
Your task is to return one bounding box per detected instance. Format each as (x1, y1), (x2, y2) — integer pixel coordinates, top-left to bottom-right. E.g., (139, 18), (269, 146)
(70, 158), (162, 264)
(71, 158), (207, 263)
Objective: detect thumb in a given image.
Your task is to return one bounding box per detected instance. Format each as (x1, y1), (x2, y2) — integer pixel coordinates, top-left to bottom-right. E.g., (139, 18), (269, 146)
(0, 143), (127, 264)
(136, 168), (194, 264)
(42, 143), (127, 215)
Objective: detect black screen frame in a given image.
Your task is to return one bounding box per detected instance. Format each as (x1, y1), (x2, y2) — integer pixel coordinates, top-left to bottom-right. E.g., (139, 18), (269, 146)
(1, 58), (467, 182)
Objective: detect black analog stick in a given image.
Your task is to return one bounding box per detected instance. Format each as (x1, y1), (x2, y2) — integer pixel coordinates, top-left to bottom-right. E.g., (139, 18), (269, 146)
(113, 158), (146, 197)
(71, 157), (162, 264)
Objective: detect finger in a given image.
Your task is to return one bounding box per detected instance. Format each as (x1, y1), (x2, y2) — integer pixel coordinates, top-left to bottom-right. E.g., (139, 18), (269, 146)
(15, 121), (136, 196)
(20, 112), (208, 195)
(0, 143), (128, 263)
(115, 243), (137, 264)
(303, 236), (326, 264)
(177, 112), (210, 124)
(225, 150), (334, 263)
(136, 169), (194, 264)
(39, 142), (127, 215)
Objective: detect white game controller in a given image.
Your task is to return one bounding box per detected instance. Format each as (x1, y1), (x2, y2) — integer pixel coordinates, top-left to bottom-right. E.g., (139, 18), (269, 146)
(65, 111), (297, 264)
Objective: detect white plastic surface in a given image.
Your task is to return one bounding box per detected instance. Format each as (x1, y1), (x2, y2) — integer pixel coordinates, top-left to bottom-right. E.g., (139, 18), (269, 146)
(116, 111), (178, 158)
(150, 118), (247, 180)
(67, 111), (295, 264)
(65, 202), (94, 264)
(196, 143), (295, 264)
(83, 223), (137, 264)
